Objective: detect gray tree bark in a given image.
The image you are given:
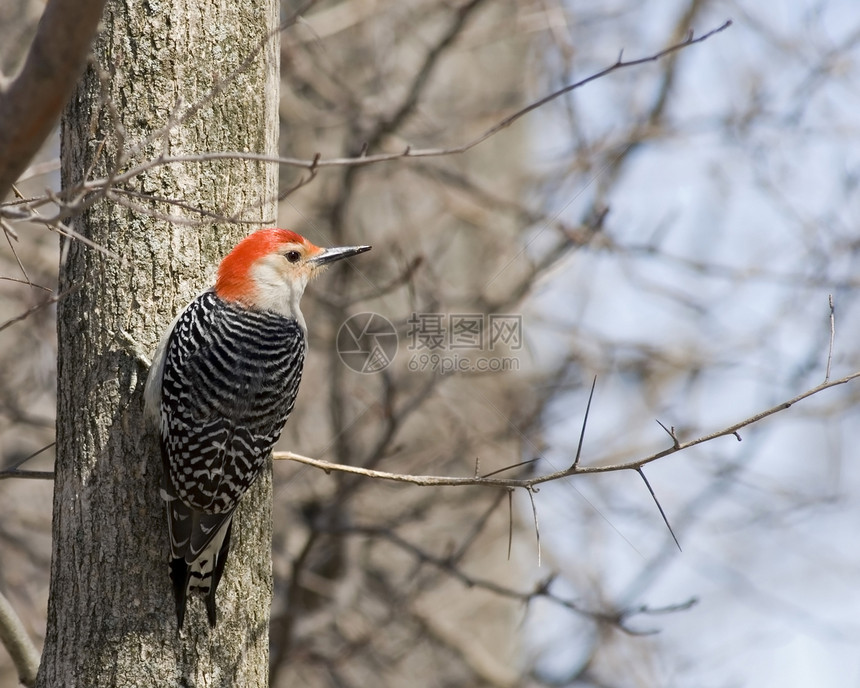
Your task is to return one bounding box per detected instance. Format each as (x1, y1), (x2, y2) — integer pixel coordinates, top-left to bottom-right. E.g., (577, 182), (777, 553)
(38, 0), (279, 685)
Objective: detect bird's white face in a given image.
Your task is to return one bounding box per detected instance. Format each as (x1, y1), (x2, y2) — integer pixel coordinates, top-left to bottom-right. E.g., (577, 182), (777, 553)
(248, 239), (323, 324)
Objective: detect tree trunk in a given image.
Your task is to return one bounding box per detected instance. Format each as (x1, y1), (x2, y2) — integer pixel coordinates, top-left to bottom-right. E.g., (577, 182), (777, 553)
(38, 0), (279, 685)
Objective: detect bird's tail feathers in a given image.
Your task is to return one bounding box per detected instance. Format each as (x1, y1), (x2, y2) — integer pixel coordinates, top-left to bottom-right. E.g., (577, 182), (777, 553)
(165, 496), (235, 628)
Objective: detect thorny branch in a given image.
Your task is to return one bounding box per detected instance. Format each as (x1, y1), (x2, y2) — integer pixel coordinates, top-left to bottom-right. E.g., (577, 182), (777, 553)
(9, 362), (853, 634)
(274, 369), (860, 487)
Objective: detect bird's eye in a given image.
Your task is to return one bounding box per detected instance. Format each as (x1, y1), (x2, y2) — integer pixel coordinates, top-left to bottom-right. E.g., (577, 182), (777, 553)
(285, 250), (302, 263)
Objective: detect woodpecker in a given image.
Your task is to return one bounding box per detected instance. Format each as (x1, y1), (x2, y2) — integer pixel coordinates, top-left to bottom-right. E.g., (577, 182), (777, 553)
(144, 228), (370, 628)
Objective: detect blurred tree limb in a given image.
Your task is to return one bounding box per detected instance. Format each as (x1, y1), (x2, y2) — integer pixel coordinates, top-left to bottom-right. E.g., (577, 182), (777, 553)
(0, 590), (39, 687)
(0, 0), (107, 199)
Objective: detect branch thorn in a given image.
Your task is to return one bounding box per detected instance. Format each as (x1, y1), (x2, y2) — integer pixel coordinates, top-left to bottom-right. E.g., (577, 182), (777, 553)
(636, 467), (680, 551)
(572, 375), (597, 468)
(655, 418), (680, 448)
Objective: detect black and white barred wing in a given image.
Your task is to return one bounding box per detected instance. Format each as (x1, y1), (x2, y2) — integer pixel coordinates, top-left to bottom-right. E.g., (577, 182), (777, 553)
(159, 290), (305, 517)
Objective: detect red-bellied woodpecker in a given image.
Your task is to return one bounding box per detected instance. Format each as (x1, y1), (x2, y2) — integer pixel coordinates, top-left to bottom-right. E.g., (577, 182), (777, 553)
(144, 228), (371, 628)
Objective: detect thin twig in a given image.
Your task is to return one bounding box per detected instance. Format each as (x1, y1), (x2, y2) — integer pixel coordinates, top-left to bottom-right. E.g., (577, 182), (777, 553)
(2, 213), (30, 283)
(480, 458), (539, 479)
(0, 276), (53, 292)
(0, 290), (66, 333)
(0, 470), (55, 481)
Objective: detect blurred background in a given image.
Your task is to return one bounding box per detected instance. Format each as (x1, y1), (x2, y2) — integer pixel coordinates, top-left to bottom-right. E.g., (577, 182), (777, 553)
(2, 0), (860, 685)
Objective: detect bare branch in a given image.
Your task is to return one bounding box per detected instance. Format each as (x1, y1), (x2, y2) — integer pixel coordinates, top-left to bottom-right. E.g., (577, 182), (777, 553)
(0, 443), (55, 480)
(0, 470), (55, 481)
(2, 213), (30, 283)
(64, 19), (733, 200)
(274, 369), (860, 487)
(366, 0), (488, 150)
(338, 523), (674, 632)
(0, 277), (52, 292)
(0, 291), (63, 334)
(106, 188), (269, 226)
(1, 196), (120, 259)
(0, 284), (79, 334)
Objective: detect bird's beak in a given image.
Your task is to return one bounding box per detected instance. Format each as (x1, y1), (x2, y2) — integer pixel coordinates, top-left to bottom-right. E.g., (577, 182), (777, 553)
(309, 244), (372, 266)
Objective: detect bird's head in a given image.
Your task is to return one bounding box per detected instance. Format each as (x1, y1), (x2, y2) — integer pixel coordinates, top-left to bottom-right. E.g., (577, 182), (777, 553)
(215, 228), (371, 324)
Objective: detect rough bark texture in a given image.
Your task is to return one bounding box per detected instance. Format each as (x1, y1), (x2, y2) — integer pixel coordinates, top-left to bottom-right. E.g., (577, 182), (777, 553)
(38, 0), (279, 685)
